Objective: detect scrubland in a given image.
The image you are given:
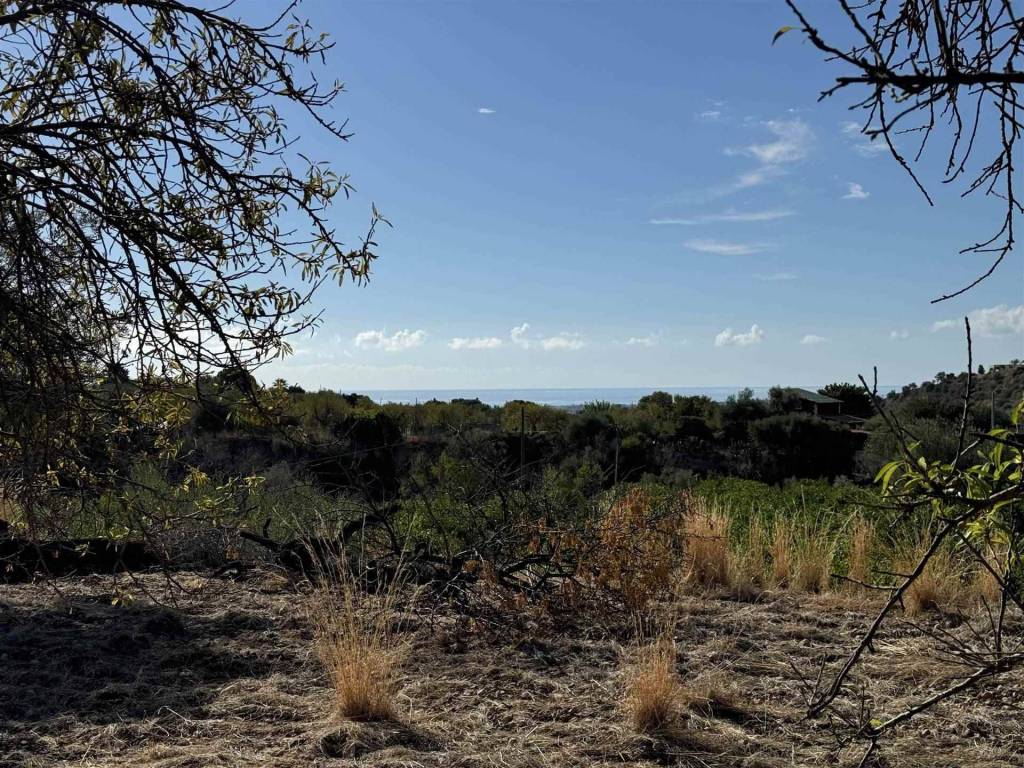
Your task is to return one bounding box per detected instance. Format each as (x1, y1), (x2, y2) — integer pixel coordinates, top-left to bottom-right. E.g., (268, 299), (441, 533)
(3, 488), (1022, 768)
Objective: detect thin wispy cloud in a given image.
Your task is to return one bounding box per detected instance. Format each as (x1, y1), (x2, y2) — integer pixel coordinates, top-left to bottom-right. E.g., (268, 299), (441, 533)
(841, 121), (888, 157)
(477, 107), (496, 114)
(626, 334), (659, 347)
(754, 271), (797, 281)
(540, 333), (585, 351)
(650, 209), (794, 225)
(932, 305), (1024, 337)
(449, 336), (503, 350)
(800, 334), (827, 345)
(890, 329), (910, 340)
(685, 239), (769, 256)
(354, 329), (427, 352)
(697, 109), (722, 121)
(843, 182), (869, 200)
(736, 119), (813, 166)
(715, 324), (764, 347)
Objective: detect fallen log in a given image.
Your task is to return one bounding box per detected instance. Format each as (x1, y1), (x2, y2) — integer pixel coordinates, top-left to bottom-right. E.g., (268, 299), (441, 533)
(0, 526), (159, 583)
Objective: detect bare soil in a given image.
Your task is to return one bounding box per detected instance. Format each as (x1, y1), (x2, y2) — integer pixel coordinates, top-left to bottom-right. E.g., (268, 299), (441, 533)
(2, 570), (1022, 767)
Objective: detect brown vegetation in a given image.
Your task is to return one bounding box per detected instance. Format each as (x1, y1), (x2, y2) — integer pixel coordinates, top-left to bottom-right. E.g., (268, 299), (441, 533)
(623, 632), (684, 734)
(2, 569), (1022, 767)
(309, 575), (406, 722)
(897, 537), (970, 617)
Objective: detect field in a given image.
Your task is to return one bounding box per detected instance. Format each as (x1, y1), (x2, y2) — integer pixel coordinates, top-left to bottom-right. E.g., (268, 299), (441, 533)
(2, 568), (1023, 768)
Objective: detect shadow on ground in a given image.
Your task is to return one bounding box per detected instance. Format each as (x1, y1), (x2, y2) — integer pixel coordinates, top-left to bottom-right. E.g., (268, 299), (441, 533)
(0, 596), (282, 727)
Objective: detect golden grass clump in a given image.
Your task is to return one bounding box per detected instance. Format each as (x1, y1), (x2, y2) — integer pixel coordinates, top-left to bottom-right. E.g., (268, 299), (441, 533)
(728, 517), (768, 599)
(770, 519), (794, 588)
(792, 527), (834, 593)
(623, 634), (683, 734)
(846, 518), (874, 588)
(309, 570), (406, 722)
(682, 499), (731, 590)
(896, 538), (969, 617)
(973, 559), (1005, 606)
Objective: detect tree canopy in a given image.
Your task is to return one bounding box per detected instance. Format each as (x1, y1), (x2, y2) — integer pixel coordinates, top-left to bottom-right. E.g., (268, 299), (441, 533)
(0, 1), (381, 523)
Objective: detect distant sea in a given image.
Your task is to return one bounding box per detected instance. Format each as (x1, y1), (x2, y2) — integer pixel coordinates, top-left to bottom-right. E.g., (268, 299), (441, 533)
(353, 386), (896, 408)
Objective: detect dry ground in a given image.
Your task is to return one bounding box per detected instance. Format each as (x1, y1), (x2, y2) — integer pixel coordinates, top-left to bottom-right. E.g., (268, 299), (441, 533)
(1, 569), (1022, 768)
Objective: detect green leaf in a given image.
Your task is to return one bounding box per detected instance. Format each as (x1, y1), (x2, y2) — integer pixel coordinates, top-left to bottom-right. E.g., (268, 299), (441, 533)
(772, 25), (795, 45)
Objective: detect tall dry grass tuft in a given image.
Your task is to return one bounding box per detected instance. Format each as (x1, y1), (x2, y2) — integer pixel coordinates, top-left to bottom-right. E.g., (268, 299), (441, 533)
(728, 516), (767, 600)
(791, 524), (834, 593)
(682, 499), (731, 590)
(896, 538), (968, 617)
(623, 632), (683, 734)
(308, 557), (407, 721)
(846, 518), (874, 588)
(972, 552), (1006, 606)
(770, 519), (793, 588)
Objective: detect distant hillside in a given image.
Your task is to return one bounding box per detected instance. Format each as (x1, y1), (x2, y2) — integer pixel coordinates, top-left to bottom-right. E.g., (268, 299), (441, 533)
(886, 361), (1023, 426)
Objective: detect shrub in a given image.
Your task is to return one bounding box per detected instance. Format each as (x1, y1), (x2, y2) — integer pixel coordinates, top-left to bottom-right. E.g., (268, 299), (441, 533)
(591, 487), (685, 609)
(748, 412), (858, 482)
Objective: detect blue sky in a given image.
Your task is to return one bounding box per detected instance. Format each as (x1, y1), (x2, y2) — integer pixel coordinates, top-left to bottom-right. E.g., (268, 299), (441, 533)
(261, 0), (1024, 390)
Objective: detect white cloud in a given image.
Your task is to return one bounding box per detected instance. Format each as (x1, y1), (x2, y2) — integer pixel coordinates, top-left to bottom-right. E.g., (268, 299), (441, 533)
(650, 209), (793, 226)
(698, 110), (722, 121)
(684, 239), (769, 256)
(740, 119), (813, 165)
(540, 333), (585, 352)
(510, 322), (531, 349)
(841, 121), (888, 156)
(754, 271), (797, 281)
(448, 336), (503, 350)
(715, 324), (765, 347)
(354, 329), (426, 352)
(843, 182), (870, 200)
(890, 329), (910, 340)
(800, 334), (827, 345)
(932, 305), (1024, 337)
(477, 107), (496, 114)
(626, 335), (658, 347)
(971, 304), (1024, 336)
(931, 319), (959, 333)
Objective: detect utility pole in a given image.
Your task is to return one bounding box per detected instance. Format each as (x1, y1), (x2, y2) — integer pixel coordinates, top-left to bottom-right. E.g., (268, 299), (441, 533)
(519, 405), (526, 482)
(613, 433), (620, 485)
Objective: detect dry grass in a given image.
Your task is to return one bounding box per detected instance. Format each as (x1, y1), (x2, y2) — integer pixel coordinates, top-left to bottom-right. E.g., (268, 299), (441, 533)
(682, 501), (731, 590)
(770, 519), (794, 588)
(970, 545), (1008, 607)
(309, 572), (406, 721)
(847, 518), (874, 588)
(791, 524), (835, 593)
(680, 671), (750, 723)
(623, 632), (684, 734)
(3, 570), (1024, 767)
(897, 538), (970, 617)
(728, 516), (768, 600)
